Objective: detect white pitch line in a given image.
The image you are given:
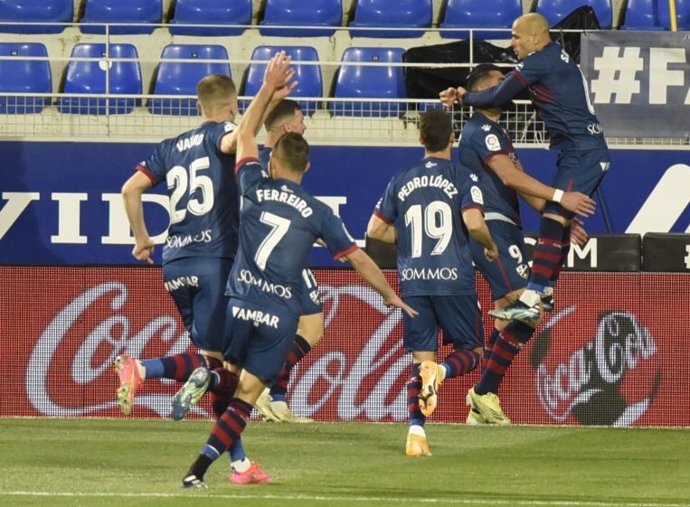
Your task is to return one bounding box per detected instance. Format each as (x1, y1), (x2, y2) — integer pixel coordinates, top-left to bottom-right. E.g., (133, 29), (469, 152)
(2, 491), (689, 507)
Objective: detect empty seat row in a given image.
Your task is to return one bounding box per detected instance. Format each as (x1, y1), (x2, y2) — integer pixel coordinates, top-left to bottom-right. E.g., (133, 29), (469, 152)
(12, 0), (687, 35)
(0, 43), (410, 116)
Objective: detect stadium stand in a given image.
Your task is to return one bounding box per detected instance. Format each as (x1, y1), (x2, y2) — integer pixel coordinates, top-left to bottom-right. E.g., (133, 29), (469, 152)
(243, 45), (323, 115)
(0, 42), (51, 114)
(349, 0), (433, 38)
(440, 0), (522, 38)
(79, 0), (162, 34)
(0, 0), (73, 34)
(58, 43), (142, 115)
(330, 47), (406, 117)
(259, 0), (343, 37)
(148, 44), (231, 115)
(621, 0), (690, 29)
(169, 0), (253, 36)
(536, 0), (613, 29)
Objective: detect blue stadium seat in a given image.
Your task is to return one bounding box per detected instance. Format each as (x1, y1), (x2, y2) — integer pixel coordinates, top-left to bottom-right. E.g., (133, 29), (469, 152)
(0, 43), (51, 114)
(0, 0), (73, 34)
(170, 0), (252, 36)
(80, 0), (162, 34)
(330, 47), (406, 117)
(440, 0), (522, 39)
(242, 46), (322, 115)
(149, 44), (231, 115)
(259, 0), (342, 37)
(621, 0), (690, 29)
(537, 0), (613, 29)
(349, 0), (432, 38)
(58, 44), (142, 115)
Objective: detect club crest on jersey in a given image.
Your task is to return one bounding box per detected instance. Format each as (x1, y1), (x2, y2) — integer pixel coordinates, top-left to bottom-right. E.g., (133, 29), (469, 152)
(485, 134), (501, 152)
(470, 185), (484, 205)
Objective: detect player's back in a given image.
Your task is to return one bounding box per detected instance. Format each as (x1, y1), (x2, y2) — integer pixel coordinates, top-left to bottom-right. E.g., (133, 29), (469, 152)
(228, 158), (356, 314)
(515, 42), (606, 149)
(376, 157), (480, 297)
(459, 113), (521, 226)
(141, 121), (240, 263)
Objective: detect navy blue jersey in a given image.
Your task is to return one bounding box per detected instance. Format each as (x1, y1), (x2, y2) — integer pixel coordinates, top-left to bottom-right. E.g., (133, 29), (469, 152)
(458, 112), (521, 225)
(258, 145), (271, 171)
(463, 42), (607, 150)
(374, 157), (484, 297)
(227, 157), (357, 314)
(138, 121), (240, 264)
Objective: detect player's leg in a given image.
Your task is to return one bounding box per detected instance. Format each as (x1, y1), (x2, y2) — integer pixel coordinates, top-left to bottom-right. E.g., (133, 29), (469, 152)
(493, 148), (609, 323)
(402, 296), (435, 457)
(182, 301), (298, 487)
(420, 295), (483, 417)
(114, 258), (230, 415)
(256, 269), (322, 423)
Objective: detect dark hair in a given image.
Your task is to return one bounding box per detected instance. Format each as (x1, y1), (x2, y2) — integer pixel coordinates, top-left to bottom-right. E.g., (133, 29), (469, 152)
(466, 64), (503, 92)
(419, 109), (452, 152)
(273, 132), (310, 173)
(196, 74), (237, 112)
(264, 99), (302, 131)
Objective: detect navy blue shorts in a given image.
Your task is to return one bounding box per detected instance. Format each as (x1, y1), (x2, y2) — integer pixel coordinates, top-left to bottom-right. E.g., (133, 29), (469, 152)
(223, 298), (298, 384)
(163, 257), (233, 354)
(544, 146), (610, 218)
(300, 268), (322, 316)
(402, 295), (483, 352)
(471, 220), (529, 301)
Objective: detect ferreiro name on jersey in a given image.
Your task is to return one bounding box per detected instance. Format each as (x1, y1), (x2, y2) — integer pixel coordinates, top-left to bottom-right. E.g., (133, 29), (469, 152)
(255, 187), (313, 217)
(397, 174), (458, 202)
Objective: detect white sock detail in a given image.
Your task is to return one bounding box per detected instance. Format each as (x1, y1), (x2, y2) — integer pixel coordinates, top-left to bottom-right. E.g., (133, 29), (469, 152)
(408, 424), (426, 437)
(231, 457), (251, 473)
(519, 289), (541, 307)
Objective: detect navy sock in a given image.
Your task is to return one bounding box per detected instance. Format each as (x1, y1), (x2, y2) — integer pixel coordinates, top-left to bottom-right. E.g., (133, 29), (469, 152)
(528, 217), (564, 293)
(407, 363), (425, 427)
(204, 398), (253, 460)
(144, 353), (222, 382)
(270, 334), (311, 398)
(475, 321), (534, 395)
(442, 349), (480, 379)
(482, 329), (500, 370)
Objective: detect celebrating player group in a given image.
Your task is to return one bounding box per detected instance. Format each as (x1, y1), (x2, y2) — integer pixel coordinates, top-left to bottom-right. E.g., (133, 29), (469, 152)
(114, 10), (608, 488)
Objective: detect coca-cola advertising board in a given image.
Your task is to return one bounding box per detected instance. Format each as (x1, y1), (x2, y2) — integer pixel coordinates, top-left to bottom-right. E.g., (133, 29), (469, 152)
(1, 266), (687, 426)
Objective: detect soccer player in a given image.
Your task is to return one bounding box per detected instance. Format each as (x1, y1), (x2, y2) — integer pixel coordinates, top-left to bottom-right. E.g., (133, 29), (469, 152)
(367, 109), (498, 457)
(458, 64), (589, 425)
(119, 69), (293, 484)
(253, 99), (320, 423)
(119, 73), (243, 419)
(178, 54), (417, 488)
(440, 12), (608, 325)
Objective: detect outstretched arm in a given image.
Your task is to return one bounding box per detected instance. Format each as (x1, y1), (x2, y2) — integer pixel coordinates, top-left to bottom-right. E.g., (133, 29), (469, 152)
(341, 248), (418, 318)
(440, 73), (525, 109)
(489, 156), (595, 218)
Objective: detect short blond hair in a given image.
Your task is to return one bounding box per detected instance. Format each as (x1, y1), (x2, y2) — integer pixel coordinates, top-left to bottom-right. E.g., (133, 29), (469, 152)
(196, 74), (237, 114)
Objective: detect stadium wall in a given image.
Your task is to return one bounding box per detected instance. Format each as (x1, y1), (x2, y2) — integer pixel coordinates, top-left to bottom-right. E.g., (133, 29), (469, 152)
(1, 265), (687, 426)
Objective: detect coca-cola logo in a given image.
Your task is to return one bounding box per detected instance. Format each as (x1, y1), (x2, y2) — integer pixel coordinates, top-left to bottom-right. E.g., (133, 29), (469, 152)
(532, 307), (661, 426)
(27, 280), (411, 421)
(27, 282), (189, 417)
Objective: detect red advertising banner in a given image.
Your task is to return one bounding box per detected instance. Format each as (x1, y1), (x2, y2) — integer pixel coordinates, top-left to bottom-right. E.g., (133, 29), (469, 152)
(1, 266), (688, 426)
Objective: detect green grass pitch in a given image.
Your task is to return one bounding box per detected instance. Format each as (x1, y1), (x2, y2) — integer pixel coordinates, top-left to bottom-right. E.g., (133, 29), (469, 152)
(1, 418), (689, 506)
